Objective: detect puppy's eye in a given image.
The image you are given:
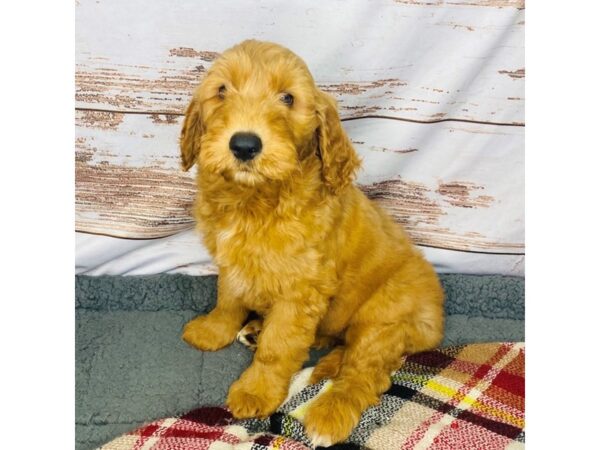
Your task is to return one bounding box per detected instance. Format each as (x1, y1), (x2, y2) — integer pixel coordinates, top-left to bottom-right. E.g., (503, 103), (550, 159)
(218, 85), (226, 99)
(280, 93), (294, 106)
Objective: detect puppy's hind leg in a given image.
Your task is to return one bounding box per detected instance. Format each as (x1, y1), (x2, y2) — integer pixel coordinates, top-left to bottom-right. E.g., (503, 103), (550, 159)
(237, 318), (263, 351)
(303, 268), (444, 446)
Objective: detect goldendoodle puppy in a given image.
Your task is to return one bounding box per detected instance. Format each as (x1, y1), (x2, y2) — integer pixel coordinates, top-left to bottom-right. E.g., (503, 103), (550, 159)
(180, 39), (444, 446)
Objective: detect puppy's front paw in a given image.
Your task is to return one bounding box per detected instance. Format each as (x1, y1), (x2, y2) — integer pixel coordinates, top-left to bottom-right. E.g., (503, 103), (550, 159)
(182, 314), (238, 351)
(303, 389), (362, 447)
(227, 374), (286, 419)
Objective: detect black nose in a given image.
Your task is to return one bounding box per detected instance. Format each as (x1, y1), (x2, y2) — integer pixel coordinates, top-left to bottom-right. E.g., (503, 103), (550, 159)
(229, 132), (262, 161)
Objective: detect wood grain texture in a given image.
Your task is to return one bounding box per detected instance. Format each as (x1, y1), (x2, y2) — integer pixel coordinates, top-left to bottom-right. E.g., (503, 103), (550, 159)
(76, 111), (195, 237)
(393, 0), (524, 7)
(75, 111), (523, 253)
(75, 0), (524, 124)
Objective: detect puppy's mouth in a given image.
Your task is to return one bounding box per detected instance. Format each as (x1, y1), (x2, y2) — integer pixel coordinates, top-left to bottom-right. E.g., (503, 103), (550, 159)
(237, 164), (252, 172)
(226, 162), (266, 186)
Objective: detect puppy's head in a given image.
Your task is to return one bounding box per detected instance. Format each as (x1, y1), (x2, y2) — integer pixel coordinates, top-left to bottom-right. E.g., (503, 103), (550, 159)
(180, 39), (360, 193)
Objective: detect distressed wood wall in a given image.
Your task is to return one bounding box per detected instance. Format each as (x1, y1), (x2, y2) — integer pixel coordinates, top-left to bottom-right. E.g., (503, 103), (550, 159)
(75, 0), (524, 274)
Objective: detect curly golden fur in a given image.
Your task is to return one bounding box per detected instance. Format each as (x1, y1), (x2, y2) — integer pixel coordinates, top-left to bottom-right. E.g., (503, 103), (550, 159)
(180, 40), (444, 446)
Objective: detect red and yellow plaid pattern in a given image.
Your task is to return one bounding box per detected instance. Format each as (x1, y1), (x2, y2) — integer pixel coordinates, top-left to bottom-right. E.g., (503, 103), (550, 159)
(364, 342), (524, 449)
(100, 342), (524, 450)
(99, 407), (310, 450)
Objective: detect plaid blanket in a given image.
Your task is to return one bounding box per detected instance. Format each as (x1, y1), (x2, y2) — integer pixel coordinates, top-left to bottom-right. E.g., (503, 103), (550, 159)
(99, 342), (524, 450)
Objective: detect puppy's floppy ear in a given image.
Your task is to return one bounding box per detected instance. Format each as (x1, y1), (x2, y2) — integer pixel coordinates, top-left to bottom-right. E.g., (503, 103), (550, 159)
(180, 96), (203, 171)
(316, 91), (361, 194)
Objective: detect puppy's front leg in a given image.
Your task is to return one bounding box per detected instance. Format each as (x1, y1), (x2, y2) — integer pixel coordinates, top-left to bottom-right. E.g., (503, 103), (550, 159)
(182, 271), (248, 351)
(227, 287), (326, 418)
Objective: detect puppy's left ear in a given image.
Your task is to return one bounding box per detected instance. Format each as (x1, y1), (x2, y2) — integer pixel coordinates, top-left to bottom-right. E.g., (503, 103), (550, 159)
(316, 91), (361, 194)
(180, 96), (203, 171)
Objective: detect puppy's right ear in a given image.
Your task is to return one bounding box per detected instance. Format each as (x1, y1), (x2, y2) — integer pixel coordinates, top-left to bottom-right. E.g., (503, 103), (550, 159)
(180, 97), (203, 171)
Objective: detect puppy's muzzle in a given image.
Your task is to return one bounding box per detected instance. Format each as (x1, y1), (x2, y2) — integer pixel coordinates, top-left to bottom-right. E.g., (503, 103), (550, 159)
(229, 132), (262, 162)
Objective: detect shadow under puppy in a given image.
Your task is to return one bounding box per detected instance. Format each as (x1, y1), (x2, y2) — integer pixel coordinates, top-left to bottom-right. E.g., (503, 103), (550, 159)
(180, 39), (444, 447)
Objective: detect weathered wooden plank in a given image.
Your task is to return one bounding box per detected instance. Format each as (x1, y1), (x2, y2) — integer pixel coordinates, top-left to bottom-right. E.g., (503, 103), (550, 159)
(75, 0), (524, 124)
(75, 111), (523, 253)
(393, 0), (524, 7)
(76, 111), (195, 237)
(350, 118), (523, 253)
